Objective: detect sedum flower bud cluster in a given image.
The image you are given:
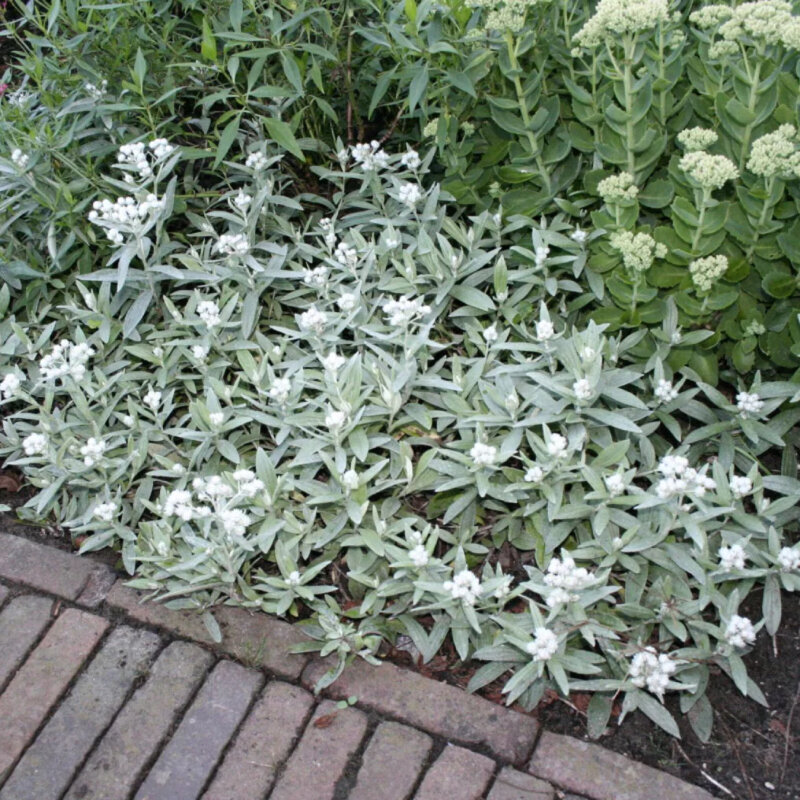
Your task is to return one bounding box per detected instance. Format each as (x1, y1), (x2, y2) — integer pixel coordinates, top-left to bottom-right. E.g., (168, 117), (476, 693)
(746, 125), (800, 179)
(689, 255), (728, 293)
(677, 127), (719, 152)
(573, 0), (670, 50)
(690, 0), (800, 53)
(679, 151), (739, 190)
(598, 171), (639, 204)
(609, 231), (668, 273)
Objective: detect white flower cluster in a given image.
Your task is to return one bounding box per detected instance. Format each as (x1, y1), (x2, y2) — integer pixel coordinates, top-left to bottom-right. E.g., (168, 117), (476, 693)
(609, 231), (667, 273)
(347, 141), (390, 171)
(400, 149), (421, 169)
(629, 647), (677, 698)
(654, 379), (679, 403)
(398, 182), (423, 208)
(677, 127), (719, 152)
(11, 148), (29, 169)
(443, 569), (483, 606)
(605, 473), (627, 496)
(299, 306), (327, 334)
(655, 454), (716, 499)
(334, 241), (358, 268)
(729, 475), (752, 498)
(322, 351), (346, 373)
(470, 442), (498, 467)
(597, 171), (639, 203)
(245, 150), (268, 171)
(409, 543), (429, 567)
(0, 373), (21, 399)
(116, 138), (174, 181)
(93, 500), (117, 522)
(573, 0), (669, 49)
(22, 432), (48, 456)
(725, 614), (756, 648)
(747, 125), (800, 179)
(736, 390), (763, 416)
(719, 542), (747, 571)
(483, 323), (499, 343)
(544, 552), (593, 606)
(303, 266), (328, 289)
(163, 488), (196, 520)
(679, 151), (739, 190)
(40, 339), (95, 382)
(143, 387), (162, 412)
(690, 0), (800, 52)
(525, 465), (545, 483)
(84, 79), (108, 100)
(547, 432), (568, 458)
(468, 0), (547, 34)
(80, 437), (106, 467)
(526, 628), (559, 661)
(269, 377), (292, 404)
(689, 254), (728, 293)
(214, 233), (249, 257)
(197, 300), (221, 328)
(536, 318), (555, 341)
(325, 406), (348, 431)
(778, 547), (800, 571)
(88, 194), (164, 246)
(382, 295), (431, 327)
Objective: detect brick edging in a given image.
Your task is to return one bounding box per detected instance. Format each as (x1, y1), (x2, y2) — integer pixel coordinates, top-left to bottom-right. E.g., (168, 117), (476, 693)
(0, 531), (717, 800)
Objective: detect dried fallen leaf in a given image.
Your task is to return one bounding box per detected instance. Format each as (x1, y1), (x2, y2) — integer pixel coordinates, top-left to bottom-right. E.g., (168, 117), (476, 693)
(0, 473), (21, 492)
(313, 712), (338, 729)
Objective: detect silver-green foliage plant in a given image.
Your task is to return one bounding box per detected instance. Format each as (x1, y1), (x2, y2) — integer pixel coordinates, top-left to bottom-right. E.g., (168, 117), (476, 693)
(2, 141), (800, 739)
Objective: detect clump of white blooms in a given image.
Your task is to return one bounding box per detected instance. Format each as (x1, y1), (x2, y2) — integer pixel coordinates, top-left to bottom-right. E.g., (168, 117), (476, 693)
(547, 432), (568, 458)
(22, 432), (48, 456)
(349, 141), (390, 171)
(535, 245), (550, 268)
(725, 615), (756, 649)
(40, 339), (95, 382)
(382, 295), (431, 327)
(0, 373), (21, 399)
(208, 412), (224, 427)
(544, 552), (593, 607)
(571, 227), (588, 244)
(689, 255), (728, 293)
(483, 323), (499, 343)
(143, 387), (162, 412)
(197, 300), (221, 328)
(597, 171), (639, 203)
(778, 547), (800, 571)
(214, 233), (249, 257)
(468, 0), (547, 33)
(609, 231), (667, 273)
(299, 306), (327, 334)
(573, 0), (670, 49)
(80, 437), (106, 467)
(605, 473), (627, 496)
(526, 628), (559, 661)
(736, 390), (764, 416)
(268, 377), (292, 404)
(88, 194), (164, 245)
(398, 182), (423, 208)
(11, 148), (29, 169)
(525, 465), (545, 483)
(245, 151), (268, 171)
(334, 241), (358, 268)
(679, 151), (739, 190)
(536, 318), (555, 341)
(303, 266), (328, 289)
(116, 139), (174, 181)
(629, 647), (677, 698)
(325, 407), (348, 431)
(470, 442), (498, 466)
(93, 501), (117, 522)
(655, 379), (679, 403)
(321, 351), (346, 373)
(690, 0), (800, 52)
(573, 378), (592, 400)
(677, 127), (719, 152)
(337, 292), (358, 312)
(342, 469), (360, 491)
(400, 149), (421, 170)
(729, 475), (753, 498)
(443, 569), (482, 606)
(162, 489), (195, 520)
(219, 508), (251, 538)
(655, 454), (716, 499)
(719, 543), (747, 571)
(746, 125), (800, 179)
(409, 544), (429, 568)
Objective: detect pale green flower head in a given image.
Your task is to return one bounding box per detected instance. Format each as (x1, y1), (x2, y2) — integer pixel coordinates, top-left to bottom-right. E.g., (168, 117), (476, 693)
(422, 118), (439, 138)
(679, 151), (739, 190)
(677, 127), (719, 152)
(691, 0), (800, 50)
(689, 254), (729, 293)
(598, 172), (639, 204)
(573, 0), (670, 50)
(747, 125), (800, 179)
(610, 230), (668, 273)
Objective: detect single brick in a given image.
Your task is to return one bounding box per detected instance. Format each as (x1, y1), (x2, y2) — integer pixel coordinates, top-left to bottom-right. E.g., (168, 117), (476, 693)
(488, 766), (555, 800)
(268, 701), (368, 800)
(64, 641), (214, 800)
(0, 532), (95, 599)
(134, 660), (263, 800)
(0, 608), (108, 782)
(413, 744), (495, 800)
(106, 583), (308, 679)
(349, 721), (433, 800)
(0, 595), (54, 691)
(302, 657), (537, 764)
(76, 563), (117, 608)
(201, 681), (313, 800)
(0, 626), (161, 800)
(528, 733), (717, 800)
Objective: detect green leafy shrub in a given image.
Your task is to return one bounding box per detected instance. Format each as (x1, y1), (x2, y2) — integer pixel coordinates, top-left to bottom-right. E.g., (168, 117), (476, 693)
(2, 144), (800, 740)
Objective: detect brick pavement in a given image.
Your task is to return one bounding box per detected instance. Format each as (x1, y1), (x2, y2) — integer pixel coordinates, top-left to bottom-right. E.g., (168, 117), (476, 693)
(0, 531), (718, 799)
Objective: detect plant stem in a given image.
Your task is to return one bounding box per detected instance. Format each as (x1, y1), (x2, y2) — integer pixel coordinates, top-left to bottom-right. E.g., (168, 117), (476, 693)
(691, 188), (710, 254)
(622, 36), (637, 177)
(738, 57), (762, 170)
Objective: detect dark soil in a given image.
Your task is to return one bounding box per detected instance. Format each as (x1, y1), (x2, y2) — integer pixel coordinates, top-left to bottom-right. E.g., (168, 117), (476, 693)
(2, 476), (799, 800)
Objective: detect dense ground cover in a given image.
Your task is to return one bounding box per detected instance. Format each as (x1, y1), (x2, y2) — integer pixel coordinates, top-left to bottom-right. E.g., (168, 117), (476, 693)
(1, 0), (800, 753)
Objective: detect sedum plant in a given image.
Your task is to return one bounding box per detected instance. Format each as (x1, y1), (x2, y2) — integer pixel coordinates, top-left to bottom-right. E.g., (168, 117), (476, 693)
(2, 141), (800, 740)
